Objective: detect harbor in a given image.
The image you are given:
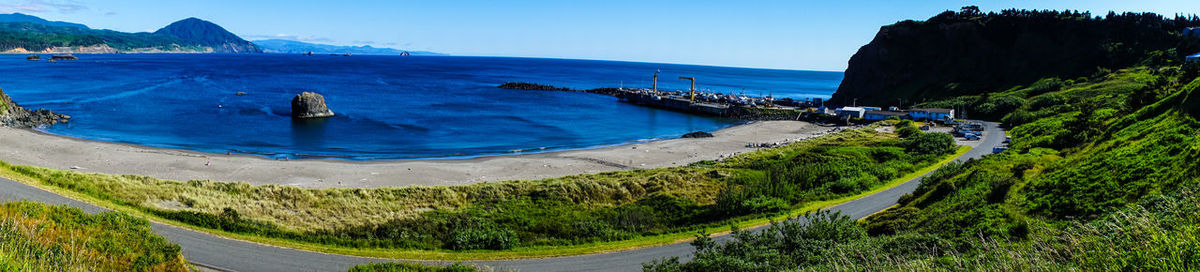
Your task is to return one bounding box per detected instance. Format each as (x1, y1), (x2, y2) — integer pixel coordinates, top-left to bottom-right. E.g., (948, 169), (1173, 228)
(500, 72), (825, 120)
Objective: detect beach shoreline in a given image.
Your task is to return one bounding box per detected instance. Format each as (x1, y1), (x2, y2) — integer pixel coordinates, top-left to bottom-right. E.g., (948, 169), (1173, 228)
(0, 121), (835, 188)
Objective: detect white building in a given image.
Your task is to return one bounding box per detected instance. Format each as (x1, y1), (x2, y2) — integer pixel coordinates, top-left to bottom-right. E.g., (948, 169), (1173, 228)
(909, 108), (955, 122)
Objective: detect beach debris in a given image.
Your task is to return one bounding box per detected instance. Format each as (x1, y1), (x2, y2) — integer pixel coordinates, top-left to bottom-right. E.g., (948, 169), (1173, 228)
(291, 92), (335, 119)
(69, 166), (83, 170)
(681, 131), (715, 138)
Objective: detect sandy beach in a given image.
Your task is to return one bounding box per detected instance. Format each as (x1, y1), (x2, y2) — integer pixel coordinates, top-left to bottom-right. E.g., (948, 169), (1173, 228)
(0, 121), (834, 188)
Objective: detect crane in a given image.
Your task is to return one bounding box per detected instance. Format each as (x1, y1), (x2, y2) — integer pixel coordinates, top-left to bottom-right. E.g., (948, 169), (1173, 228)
(679, 76), (696, 102)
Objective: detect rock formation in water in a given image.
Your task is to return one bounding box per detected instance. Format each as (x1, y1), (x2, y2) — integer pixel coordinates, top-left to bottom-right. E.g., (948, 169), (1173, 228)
(0, 88), (69, 128)
(291, 92), (335, 119)
(50, 54), (77, 60)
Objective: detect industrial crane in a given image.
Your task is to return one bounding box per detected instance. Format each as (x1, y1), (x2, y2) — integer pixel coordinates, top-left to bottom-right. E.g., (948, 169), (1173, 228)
(679, 76), (696, 102)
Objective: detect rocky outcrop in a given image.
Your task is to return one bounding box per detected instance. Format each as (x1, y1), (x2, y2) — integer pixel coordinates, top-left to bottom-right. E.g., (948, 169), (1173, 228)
(1, 88), (69, 128)
(50, 54), (77, 60)
(829, 8), (1197, 106)
(681, 131), (715, 138)
(291, 92), (334, 119)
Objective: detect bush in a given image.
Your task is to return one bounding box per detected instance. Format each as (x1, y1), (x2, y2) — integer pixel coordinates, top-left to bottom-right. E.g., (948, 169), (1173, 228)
(896, 126), (922, 138)
(903, 132), (956, 155)
(446, 225), (519, 250)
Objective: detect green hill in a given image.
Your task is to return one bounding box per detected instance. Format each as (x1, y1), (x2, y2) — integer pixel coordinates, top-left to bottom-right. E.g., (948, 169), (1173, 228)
(0, 14), (257, 53)
(829, 6), (1200, 107)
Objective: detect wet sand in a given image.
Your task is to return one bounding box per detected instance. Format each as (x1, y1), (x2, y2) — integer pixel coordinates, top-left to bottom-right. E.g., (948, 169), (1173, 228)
(0, 121), (834, 188)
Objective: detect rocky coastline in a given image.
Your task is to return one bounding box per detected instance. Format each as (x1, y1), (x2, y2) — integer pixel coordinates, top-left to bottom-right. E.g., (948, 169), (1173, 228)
(0, 88), (70, 128)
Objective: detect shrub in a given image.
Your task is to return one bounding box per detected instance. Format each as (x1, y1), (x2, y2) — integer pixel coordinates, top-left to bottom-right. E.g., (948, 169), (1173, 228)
(903, 132), (956, 155)
(446, 225), (519, 250)
(896, 126), (922, 138)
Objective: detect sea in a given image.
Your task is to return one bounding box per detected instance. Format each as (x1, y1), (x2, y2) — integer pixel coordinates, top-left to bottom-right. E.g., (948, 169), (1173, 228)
(0, 54), (842, 160)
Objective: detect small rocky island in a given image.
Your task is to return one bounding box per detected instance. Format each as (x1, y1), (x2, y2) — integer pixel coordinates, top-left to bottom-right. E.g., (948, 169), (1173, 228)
(50, 54), (78, 61)
(291, 92), (335, 119)
(1, 88), (70, 128)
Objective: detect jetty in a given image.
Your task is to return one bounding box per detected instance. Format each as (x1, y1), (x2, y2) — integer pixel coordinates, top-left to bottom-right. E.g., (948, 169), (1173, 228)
(499, 78), (823, 121)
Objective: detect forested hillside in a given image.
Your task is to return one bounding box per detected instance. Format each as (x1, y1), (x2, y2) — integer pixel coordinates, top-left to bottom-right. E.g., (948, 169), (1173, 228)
(830, 6), (1200, 107)
(0, 14), (258, 53)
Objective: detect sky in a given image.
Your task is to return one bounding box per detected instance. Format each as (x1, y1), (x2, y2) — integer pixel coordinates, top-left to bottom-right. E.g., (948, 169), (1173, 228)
(3, 0), (1200, 71)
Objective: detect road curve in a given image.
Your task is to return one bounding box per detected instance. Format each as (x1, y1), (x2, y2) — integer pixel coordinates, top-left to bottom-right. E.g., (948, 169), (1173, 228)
(0, 122), (1004, 272)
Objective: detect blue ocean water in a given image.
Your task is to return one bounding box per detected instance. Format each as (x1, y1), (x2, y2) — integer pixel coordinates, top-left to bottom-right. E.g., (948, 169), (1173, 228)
(0, 54), (841, 160)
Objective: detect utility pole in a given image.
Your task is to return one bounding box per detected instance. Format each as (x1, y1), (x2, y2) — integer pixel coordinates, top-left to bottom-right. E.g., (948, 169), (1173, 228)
(679, 76), (696, 102)
(652, 71), (659, 93)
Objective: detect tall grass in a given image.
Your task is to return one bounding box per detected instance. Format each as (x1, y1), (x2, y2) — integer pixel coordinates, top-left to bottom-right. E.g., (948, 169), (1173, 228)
(0, 201), (187, 271)
(0, 124), (956, 251)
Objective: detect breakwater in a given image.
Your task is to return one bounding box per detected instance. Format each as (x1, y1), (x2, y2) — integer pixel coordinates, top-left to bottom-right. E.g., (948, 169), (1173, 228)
(498, 82), (811, 121)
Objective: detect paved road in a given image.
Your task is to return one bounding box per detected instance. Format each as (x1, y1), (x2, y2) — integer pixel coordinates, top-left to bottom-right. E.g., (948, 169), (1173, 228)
(0, 122), (1003, 272)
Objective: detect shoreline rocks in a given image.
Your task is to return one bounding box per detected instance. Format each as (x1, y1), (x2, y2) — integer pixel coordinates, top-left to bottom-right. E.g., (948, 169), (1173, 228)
(681, 131), (715, 138)
(291, 92), (334, 119)
(1, 88), (70, 128)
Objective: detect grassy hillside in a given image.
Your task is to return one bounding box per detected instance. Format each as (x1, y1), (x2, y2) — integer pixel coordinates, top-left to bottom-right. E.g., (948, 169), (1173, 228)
(0, 201), (188, 271)
(0, 124), (960, 255)
(647, 65), (1200, 270)
(831, 7), (1200, 106)
(0, 22), (203, 52)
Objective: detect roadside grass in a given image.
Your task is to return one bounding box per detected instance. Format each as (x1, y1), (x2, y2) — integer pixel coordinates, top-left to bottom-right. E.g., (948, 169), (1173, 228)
(348, 262), (483, 272)
(0, 201), (188, 271)
(0, 125), (971, 260)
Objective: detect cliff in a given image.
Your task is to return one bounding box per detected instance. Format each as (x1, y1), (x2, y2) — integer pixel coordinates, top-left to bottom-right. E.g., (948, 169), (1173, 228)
(829, 7), (1200, 106)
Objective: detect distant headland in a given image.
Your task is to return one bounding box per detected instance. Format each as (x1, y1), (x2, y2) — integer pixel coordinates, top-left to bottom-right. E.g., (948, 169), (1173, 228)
(0, 13), (438, 56)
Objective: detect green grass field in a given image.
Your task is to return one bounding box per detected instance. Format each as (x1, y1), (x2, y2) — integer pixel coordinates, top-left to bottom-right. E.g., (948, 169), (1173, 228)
(0, 201), (188, 271)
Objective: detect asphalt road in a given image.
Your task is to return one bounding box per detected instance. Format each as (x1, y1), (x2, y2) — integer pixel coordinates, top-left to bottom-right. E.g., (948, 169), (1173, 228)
(0, 122), (1004, 272)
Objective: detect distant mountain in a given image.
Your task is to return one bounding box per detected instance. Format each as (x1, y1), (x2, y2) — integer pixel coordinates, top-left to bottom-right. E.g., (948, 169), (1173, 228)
(154, 18), (260, 53)
(252, 39), (441, 56)
(0, 14), (258, 53)
(0, 13), (88, 29)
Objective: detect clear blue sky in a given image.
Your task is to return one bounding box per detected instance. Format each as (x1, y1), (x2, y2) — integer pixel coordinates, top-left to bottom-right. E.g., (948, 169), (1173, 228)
(3, 0), (1199, 70)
